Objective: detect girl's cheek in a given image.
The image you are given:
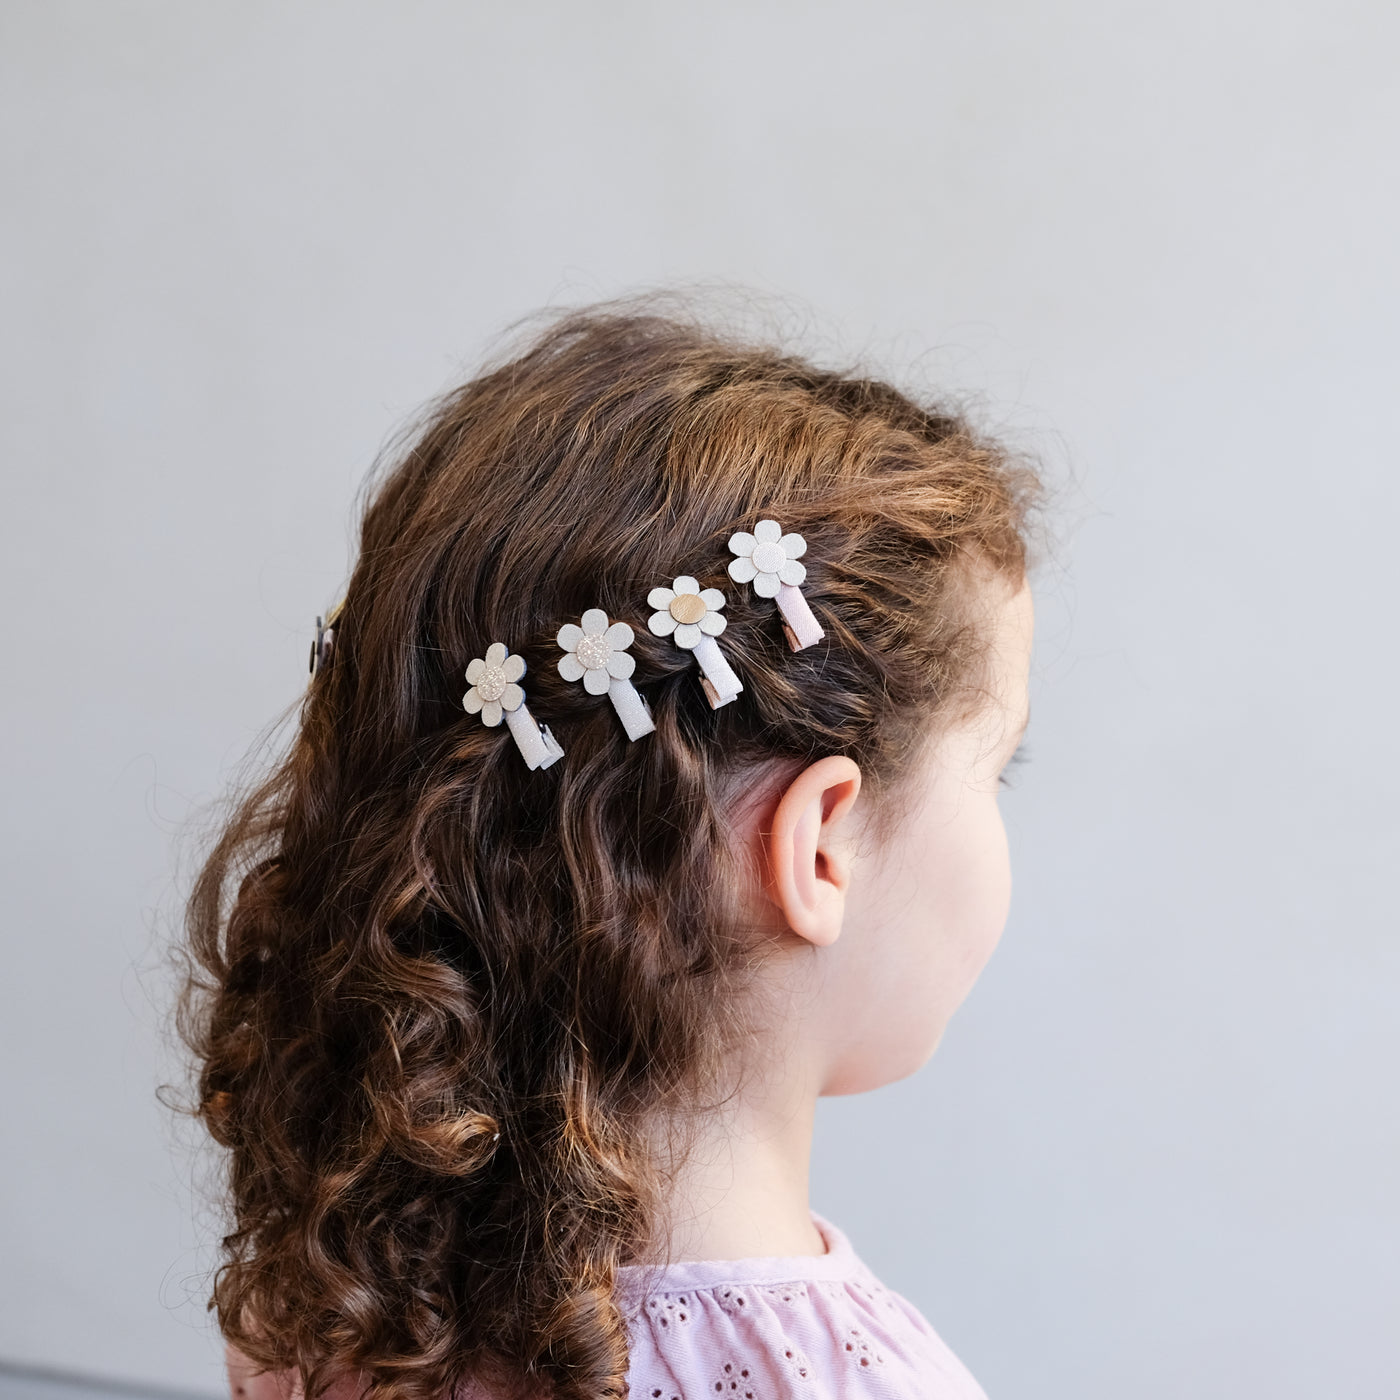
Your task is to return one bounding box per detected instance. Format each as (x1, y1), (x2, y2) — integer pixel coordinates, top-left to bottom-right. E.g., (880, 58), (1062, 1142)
(921, 794), (1012, 1017)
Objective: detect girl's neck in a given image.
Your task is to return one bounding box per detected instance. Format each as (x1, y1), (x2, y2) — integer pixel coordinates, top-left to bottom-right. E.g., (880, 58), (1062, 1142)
(647, 1056), (826, 1264)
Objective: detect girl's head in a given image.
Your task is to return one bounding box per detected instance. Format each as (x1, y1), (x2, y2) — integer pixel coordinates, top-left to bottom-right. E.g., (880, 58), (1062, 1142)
(183, 305), (1036, 1400)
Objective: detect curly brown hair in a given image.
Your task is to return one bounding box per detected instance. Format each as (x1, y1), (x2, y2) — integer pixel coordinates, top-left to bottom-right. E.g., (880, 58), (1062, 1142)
(178, 304), (1037, 1400)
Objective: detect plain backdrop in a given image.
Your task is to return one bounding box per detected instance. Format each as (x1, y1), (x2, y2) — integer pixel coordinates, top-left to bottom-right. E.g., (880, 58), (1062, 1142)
(2, 3), (1396, 1397)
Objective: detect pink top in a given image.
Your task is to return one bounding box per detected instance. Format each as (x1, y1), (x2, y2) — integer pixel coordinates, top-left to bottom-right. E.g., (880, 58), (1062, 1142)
(226, 1214), (988, 1400)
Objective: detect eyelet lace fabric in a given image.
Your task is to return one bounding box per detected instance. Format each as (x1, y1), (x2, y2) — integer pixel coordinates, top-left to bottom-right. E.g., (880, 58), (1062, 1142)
(226, 1215), (986, 1400)
(614, 1214), (989, 1399)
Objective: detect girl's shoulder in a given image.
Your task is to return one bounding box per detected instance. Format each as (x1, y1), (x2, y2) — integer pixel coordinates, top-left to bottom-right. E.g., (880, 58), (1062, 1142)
(225, 1216), (985, 1400)
(615, 1214), (989, 1400)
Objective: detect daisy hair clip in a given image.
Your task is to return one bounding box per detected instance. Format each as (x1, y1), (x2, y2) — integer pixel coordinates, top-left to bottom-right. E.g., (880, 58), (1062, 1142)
(556, 608), (655, 740)
(727, 518), (824, 651)
(647, 575), (743, 709)
(309, 597), (345, 676)
(463, 641), (564, 770)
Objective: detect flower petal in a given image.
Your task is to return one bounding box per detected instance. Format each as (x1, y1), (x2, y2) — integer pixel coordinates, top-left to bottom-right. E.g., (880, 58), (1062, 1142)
(557, 623), (584, 652)
(463, 687), (484, 713)
(778, 558), (807, 587)
(647, 586), (676, 611)
(673, 622), (702, 649)
(502, 653), (527, 682)
(583, 668), (610, 695)
(581, 608), (609, 635)
(465, 658), (486, 685)
(672, 575), (700, 596)
(500, 682), (524, 712)
(606, 650), (635, 680)
(481, 699), (503, 727)
(728, 556), (758, 584)
(753, 571), (781, 599)
(728, 531), (757, 558)
(485, 641), (508, 668)
(699, 609), (728, 636)
(648, 610), (678, 637)
(754, 519), (782, 544)
(779, 532), (807, 560)
(699, 588), (726, 611)
(558, 653), (586, 683)
(604, 620), (634, 651)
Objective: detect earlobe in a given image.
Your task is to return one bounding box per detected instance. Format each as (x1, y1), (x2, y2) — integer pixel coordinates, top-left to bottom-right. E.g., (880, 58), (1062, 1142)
(765, 755), (862, 949)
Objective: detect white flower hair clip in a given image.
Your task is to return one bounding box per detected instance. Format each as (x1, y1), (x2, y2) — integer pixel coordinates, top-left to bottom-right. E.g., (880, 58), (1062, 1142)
(309, 598), (345, 677)
(728, 519), (824, 651)
(647, 575), (743, 709)
(556, 609), (655, 740)
(463, 642), (564, 770)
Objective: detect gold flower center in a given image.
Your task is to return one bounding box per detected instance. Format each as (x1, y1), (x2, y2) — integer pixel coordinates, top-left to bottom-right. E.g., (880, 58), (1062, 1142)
(669, 593), (707, 625)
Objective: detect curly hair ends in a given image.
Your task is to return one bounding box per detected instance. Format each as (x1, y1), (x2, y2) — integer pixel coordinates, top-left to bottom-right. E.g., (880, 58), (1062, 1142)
(178, 304), (1038, 1400)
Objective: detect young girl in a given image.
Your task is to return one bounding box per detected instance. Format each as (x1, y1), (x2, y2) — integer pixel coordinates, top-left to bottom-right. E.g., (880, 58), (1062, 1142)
(185, 304), (1037, 1400)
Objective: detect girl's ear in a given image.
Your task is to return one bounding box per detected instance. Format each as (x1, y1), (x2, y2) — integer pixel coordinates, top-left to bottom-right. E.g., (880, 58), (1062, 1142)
(764, 755), (863, 948)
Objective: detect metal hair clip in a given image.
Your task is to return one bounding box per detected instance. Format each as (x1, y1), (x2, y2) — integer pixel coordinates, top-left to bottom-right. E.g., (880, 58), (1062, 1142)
(557, 609), (655, 740)
(727, 519), (824, 651)
(647, 576), (743, 709)
(463, 642), (564, 770)
(309, 598), (346, 676)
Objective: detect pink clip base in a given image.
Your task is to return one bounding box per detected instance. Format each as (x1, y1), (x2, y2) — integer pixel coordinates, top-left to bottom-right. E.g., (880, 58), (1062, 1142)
(776, 584), (824, 651)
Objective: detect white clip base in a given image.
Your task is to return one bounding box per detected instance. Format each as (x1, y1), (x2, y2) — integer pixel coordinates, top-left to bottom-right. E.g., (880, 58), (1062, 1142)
(608, 677), (655, 740)
(506, 702), (565, 770)
(776, 584), (824, 651)
(693, 634), (742, 709)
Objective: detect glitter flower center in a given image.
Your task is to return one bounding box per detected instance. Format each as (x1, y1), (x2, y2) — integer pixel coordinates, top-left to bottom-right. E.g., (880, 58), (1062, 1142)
(575, 634), (611, 670)
(476, 665), (507, 702)
(669, 594), (707, 625)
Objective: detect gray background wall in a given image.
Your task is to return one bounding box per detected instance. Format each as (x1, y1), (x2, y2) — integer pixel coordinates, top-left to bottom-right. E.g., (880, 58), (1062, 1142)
(2, 3), (1396, 1397)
